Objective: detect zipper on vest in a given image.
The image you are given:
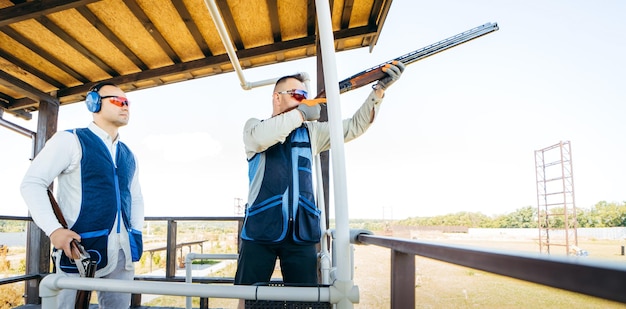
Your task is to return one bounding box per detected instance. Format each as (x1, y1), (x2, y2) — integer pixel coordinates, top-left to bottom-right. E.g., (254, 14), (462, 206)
(114, 168), (122, 234)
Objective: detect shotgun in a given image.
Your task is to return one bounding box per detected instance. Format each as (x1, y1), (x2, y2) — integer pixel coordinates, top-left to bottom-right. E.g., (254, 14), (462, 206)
(48, 189), (97, 309)
(302, 22), (499, 106)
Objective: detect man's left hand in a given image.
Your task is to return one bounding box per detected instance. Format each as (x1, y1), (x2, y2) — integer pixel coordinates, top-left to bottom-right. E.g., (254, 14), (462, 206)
(376, 61), (405, 90)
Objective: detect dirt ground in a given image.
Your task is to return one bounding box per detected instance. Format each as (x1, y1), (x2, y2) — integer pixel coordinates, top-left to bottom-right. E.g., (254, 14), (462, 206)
(352, 233), (626, 309)
(7, 231), (622, 308)
(156, 233), (626, 308)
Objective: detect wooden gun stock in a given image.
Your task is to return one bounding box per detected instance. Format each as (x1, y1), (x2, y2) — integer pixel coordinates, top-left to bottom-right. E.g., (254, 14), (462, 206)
(48, 189), (68, 228)
(302, 22), (499, 106)
(47, 189), (95, 309)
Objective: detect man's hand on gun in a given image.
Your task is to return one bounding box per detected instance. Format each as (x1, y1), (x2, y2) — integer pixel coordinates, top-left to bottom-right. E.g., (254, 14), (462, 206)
(297, 103), (321, 121)
(70, 239), (93, 277)
(374, 60), (406, 90)
(50, 228), (81, 258)
(50, 228), (92, 277)
(298, 60), (406, 108)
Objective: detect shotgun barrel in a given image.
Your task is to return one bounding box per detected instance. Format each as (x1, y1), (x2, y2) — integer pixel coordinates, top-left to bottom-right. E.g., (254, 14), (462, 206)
(305, 22), (499, 105)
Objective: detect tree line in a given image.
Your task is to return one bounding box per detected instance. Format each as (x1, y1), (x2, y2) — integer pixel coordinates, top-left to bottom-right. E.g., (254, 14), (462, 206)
(395, 201), (626, 228)
(3, 201), (625, 233)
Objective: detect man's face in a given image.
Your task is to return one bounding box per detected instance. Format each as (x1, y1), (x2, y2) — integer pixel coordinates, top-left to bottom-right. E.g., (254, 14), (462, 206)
(97, 85), (130, 127)
(273, 78), (307, 115)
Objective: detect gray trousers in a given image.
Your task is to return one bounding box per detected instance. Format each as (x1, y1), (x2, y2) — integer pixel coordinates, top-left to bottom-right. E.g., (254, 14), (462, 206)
(56, 249), (134, 309)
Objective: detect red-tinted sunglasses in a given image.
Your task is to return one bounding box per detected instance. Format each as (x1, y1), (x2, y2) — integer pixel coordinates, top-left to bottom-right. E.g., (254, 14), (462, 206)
(101, 95), (130, 107)
(276, 89), (308, 102)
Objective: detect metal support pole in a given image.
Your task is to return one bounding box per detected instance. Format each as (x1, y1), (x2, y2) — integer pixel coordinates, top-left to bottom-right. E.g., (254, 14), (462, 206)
(391, 250), (415, 309)
(166, 220), (177, 278)
(314, 0), (358, 307)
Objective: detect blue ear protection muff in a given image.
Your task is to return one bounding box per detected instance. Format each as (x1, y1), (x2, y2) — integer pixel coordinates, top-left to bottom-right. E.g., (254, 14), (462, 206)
(85, 82), (115, 113)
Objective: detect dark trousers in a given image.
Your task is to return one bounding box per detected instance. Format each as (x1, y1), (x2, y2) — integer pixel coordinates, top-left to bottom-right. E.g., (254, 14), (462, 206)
(234, 239), (318, 285)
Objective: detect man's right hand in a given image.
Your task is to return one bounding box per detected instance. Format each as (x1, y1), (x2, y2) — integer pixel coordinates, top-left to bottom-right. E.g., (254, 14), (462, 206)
(297, 103), (321, 121)
(50, 228), (81, 259)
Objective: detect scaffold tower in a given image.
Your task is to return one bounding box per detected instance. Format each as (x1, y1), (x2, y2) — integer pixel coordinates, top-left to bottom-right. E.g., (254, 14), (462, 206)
(234, 197), (244, 216)
(535, 141), (578, 255)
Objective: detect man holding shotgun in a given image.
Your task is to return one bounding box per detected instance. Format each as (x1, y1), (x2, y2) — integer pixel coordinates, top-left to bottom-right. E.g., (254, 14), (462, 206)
(235, 61), (405, 290)
(21, 82), (145, 308)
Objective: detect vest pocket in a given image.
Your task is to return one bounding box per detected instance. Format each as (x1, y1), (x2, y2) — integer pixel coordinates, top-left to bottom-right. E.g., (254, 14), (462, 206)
(294, 197), (321, 244)
(58, 229), (108, 273)
(128, 228), (143, 262)
(242, 199), (286, 242)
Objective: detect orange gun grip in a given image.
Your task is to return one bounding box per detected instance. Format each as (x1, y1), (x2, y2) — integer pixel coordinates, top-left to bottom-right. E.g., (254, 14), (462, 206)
(301, 98), (327, 106)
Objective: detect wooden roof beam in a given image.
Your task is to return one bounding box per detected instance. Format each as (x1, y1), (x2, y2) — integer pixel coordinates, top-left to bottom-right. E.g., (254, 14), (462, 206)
(0, 0), (99, 27)
(172, 0), (212, 57)
(56, 25), (376, 98)
(36, 15), (119, 77)
(266, 0), (281, 43)
(125, 0), (180, 63)
(0, 69), (59, 119)
(0, 25), (89, 83)
(306, 0), (316, 36)
(216, 0), (244, 50)
(340, 0), (354, 29)
(75, 6), (149, 71)
(0, 48), (64, 88)
(366, 0), (392, 51)
(0, 70), (57, 105)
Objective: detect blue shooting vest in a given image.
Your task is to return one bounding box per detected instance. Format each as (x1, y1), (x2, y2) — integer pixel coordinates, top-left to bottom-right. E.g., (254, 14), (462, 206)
(58, 128), (137, 273)
(241, 126), (321, 244)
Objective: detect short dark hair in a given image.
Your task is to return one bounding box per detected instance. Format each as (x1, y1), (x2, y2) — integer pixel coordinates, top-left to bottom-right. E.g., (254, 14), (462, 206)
(88, 81), (116, 94)
(275, 74), (305, 88)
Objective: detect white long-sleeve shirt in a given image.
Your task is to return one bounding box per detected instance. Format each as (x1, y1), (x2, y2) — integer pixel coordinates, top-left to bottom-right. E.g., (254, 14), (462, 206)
(21, 122), (144, 276)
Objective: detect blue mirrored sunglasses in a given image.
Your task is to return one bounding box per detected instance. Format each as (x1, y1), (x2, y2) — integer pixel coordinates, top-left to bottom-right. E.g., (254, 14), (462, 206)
(276, 89), (308, 102)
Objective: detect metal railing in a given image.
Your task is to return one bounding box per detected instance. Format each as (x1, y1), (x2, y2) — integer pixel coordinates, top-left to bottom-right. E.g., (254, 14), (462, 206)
(3, 216), (626, 308)
(357, 234), (626, 307)
(0, 215), (39, 287)
(0, 216), (244, 308)
(130, 217), (243, 307)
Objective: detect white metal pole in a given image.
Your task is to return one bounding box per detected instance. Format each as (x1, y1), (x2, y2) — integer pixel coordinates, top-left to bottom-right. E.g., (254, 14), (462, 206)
(185, 253), (239, 309)
(315, 154), (332, 284)
(39, 274), (335, 307)
(314, 0), (357, 307)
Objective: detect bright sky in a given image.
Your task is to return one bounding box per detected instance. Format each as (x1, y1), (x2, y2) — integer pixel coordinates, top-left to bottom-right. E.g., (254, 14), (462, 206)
(2, 1), (625, 220)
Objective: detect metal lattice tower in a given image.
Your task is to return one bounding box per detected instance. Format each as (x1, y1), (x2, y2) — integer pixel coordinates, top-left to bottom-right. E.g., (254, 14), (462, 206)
(535, 141), (578, 255)
(234, 197), (244, 216)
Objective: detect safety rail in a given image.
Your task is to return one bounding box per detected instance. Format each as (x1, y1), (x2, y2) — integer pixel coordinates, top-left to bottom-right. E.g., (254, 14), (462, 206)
(0, 215), (244, 308)
(0, 273), (42, 285)
(183, 253), (238, 309)
(39, 276), (335, 309)
(4, 216), (626, 308)
(357, 234), (626, 307)
(129, 216), (243, 307)
(0, 215), (35, 287)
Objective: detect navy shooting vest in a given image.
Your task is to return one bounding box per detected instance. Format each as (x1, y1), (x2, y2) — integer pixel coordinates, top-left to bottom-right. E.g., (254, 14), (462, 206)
(241, 126), (321, 244)
(58, 128), (137, 273)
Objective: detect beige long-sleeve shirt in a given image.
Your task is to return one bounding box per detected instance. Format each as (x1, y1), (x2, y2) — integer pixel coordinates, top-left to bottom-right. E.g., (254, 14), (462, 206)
(243, 90), (384, 160)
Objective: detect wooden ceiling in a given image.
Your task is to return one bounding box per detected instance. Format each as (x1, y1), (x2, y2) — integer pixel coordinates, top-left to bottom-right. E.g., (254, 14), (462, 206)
(0, 0), (392, 120)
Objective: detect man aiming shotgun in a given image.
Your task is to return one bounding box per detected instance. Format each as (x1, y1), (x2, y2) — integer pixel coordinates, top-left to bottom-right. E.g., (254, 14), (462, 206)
(236, 22), (498, 308)
(236, 59), (405, 309)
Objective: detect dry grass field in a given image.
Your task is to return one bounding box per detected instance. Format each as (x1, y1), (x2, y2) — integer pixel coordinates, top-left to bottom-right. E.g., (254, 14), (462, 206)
(352, 233), (626, 309)
(145, 232), (626, 309)
(3, 230), (625, 308)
